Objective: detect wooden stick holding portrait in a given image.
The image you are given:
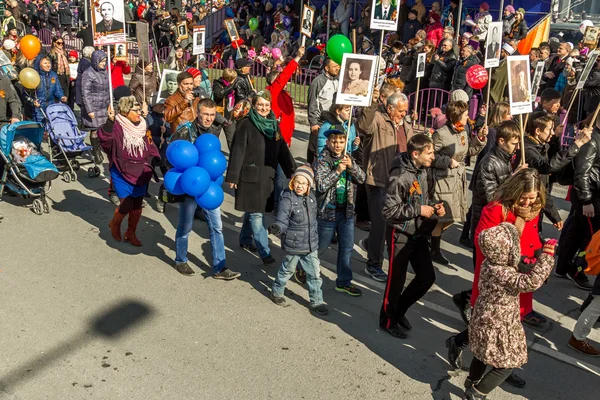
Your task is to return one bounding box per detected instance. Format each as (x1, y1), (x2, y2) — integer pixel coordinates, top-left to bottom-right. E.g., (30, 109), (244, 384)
(506, 55), (532, 163)
(412, 52), (426, 127)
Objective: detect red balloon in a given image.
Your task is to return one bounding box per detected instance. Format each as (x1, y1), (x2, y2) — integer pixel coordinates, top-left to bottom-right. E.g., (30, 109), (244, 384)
(466, 65), (488, 90)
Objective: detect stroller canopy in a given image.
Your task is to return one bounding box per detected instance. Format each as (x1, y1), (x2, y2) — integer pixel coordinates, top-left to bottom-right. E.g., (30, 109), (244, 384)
(0, 122), (45, 157)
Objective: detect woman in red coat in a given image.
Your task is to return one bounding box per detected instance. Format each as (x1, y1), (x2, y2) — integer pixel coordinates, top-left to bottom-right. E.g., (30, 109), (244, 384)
(445, 168), (547, 388)
(425, 13), (444, 48)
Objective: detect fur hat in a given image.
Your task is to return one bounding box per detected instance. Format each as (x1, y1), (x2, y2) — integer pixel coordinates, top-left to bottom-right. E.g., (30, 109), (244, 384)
(478, 223), (521, 269)
(290, 164), (314, 190)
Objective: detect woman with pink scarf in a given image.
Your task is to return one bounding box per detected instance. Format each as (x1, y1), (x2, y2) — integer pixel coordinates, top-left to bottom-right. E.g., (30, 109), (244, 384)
(99, 96), (160, 247)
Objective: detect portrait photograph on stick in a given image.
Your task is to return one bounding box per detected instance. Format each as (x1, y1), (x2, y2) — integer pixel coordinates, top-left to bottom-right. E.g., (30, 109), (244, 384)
(157, 69), (180, 102)
(177, 22), (189, 40)
(484, 21), (503, 68)
(370, 0), (399, 31)
(224, 19), (239, 42)
(416, 52), (426, 78)
(584, 26), (600, 50)
(92, 0), (126, 46)
(301, 5), (315, 38)
(530, 61), (545, 99)
(506, 55), (532, 115)
(192, 26), (206, 56)
(113, 43), (127, 61)
(336, 53), (377, 107)
(577, 50), (600, 90)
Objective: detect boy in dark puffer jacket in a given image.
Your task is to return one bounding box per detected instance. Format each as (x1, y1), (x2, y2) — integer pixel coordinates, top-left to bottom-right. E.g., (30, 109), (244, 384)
(269, 164), (328, 316)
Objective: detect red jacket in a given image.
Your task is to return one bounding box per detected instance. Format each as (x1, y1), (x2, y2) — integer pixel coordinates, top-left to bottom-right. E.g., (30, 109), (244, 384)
(425, 22), (443, 48)
(471, 202), (542, 317)
(110, 61), (132, 89)
(266, 59), (297, 146)
(137, 4), (147, 19)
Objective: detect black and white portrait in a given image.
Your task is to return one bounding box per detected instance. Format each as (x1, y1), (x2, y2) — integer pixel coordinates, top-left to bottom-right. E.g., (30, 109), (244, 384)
(530, 61), (545, 98)
(484, 21), (503, 68)
(336, 54), (377, 107)
(300, 5), (315, 38)
(577, 50), (600, 90)
(416, 52), (426, 78)
(224, 19), (239, 42)
(92, 0), (126, 46)
(114, 43), (127, 58)
(177, 22), (188, 40)
(192, 26), (206, 56)
(158, 69), (180, 101)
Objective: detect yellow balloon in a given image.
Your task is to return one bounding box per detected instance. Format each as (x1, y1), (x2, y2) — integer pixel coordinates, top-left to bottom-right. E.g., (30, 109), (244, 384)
(19, 68), (40, 90)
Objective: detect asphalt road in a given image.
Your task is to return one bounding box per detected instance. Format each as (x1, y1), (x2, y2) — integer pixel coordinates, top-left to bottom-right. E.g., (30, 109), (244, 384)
(0, 123), (598, 400)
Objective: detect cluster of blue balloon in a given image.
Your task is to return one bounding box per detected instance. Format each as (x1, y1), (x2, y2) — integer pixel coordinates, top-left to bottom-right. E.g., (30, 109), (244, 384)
(163, 135), (227, 210)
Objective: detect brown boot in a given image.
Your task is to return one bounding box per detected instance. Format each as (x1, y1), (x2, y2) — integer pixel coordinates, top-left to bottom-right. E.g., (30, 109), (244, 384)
(109, 208), (126, 241)
(568, 335), (600, 357)
(124, 208), (143, 246)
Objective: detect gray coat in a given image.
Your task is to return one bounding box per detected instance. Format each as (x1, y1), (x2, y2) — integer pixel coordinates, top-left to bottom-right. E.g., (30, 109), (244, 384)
(81, 51), (110, 129)
(431, 122), (486, 223)
(272, 189), (319, 255)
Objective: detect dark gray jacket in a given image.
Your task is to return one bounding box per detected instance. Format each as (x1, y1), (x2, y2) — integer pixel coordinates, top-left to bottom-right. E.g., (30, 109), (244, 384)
(272, 189), (319, 255)
(0, 75), (21, 122)
(81, 51), (110, 129)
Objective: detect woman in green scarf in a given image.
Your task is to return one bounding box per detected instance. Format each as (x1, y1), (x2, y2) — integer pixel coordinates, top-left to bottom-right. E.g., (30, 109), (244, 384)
(226, 91), (296, 265)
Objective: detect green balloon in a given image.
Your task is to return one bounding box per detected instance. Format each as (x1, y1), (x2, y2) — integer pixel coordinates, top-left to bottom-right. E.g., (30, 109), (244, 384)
(326, 34), (352, 65)
(249, 18), (259, 31)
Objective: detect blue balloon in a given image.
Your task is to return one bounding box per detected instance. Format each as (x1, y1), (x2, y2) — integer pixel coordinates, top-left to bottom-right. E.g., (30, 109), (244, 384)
(164, 169), (185, 195)
(198, 151), (227, 180)
(181, 166), (211, 197)
(196, 182), (224, 210)
(194, 134), (221, 155)
(166, 140), (199, 171)
(214, 176), (224, 186)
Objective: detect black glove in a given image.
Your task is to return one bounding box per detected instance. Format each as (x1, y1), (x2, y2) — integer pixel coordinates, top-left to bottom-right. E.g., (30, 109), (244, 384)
(268, 224), (281, 235)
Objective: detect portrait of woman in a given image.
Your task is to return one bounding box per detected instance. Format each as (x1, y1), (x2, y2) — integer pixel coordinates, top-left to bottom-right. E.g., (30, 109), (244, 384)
(342, 59), (371, 96)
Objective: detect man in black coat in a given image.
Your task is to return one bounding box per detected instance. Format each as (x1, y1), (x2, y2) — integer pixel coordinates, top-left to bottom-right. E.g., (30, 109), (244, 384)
(0, 74), (22, 222)
(543, 42), (571, 92)
(429, 39), (457, 90)
(556, 117), (600, 289)
(451, 45), (478, 98)
(58, 0), (72, 36)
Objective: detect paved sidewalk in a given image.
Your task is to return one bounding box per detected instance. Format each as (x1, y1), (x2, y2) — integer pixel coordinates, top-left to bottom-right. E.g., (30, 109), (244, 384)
(0, 125), (598, 400)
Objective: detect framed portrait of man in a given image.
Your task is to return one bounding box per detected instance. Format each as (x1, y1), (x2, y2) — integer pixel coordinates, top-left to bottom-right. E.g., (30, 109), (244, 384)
(530, 61), (545, 99)
(484, 21), (503, 68)
(336, 53), (377, 107)
(584, 26), (600, 50)
(177, 22), (189, 40)
(300, 5), (315, 38)
(370, 0), (399, 31)
(113, 43), (128, 61)
(506, 55), (532, 115)
(224, 19), (239, 42)
(577, 50), (600, 90)
(192, 26), (206, 56)
(416, 52), (426, 78)
(157, 69), (180, 102)
(92, 0), (127, 46)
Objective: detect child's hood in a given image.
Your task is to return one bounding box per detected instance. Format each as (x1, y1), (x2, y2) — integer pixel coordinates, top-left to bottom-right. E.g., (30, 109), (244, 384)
(478, 223), (521, 268)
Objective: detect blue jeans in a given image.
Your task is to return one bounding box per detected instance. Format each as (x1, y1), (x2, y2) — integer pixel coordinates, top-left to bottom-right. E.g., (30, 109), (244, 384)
(274, 164), (287, 211)
(239, 212), (271, 259)
(175, 196), (226, 274)
(272, 251), (324, 307)
(318, 211), (354, 287)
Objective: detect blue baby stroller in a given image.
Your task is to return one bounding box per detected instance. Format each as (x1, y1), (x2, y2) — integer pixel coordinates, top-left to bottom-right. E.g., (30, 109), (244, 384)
(42, 103), (101, 182)
(0, 122), (59, 215)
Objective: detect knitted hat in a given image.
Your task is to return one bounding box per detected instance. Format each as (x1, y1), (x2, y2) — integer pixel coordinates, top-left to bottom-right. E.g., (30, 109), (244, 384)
(186, 12), (193, 19)
(3, 40), (15, 51)
(186, 67), (202, 79)
(68, 50), (78, 58)
(504, 5), (515, 13)
(430, 12), (441, 23)
(113, 86), (132, 103)
(408, 9), (418, 17)
(289, 164), (314, 190)
(517, 7), (525, 15)
(451, 89), (469, 103)
(480, 2), (489, 11)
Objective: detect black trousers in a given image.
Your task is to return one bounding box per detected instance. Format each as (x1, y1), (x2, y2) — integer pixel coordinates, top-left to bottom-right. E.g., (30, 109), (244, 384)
(557, 190), (600, 275)
(469, 356), (512, 394)
(307, 130), (318, 165)
(355, 182), (370, 222)
(366, 185), (387, 268)
(380, 227), (436, 328)
(222, 120), (236, 152)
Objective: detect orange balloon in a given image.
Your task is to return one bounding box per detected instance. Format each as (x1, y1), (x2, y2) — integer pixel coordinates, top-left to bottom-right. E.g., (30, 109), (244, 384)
(20, 35), (42, 61)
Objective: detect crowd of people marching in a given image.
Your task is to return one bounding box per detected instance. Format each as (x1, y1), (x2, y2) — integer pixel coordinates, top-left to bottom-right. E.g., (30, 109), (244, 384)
(1, 1), (600, 399)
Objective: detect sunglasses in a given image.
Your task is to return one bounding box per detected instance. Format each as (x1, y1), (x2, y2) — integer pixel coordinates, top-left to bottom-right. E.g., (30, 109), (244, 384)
(56, 42), (64, 45)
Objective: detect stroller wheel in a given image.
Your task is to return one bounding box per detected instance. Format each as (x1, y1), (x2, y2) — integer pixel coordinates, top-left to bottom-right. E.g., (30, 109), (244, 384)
(94, 166), (101, 177)
(70, 171), (78, 181)
(88, 168), (96, 178)
(62, 172), (71, 183)
(32, 199), (43, 215)
(72, 160), (80, 170)
(43, 200), (50, 214)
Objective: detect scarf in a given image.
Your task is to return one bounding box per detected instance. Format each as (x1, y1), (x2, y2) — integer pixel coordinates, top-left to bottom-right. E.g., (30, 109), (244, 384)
(222, 79), (235, 111)
(511, 203), (542, 235)
(452, 121), (466, 132)
(116, 114), (149, 158)
(249, 108), (279, 140)
(53, 48), (69, 76)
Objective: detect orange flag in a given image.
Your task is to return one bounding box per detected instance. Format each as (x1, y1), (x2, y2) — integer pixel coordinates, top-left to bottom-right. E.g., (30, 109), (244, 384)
(517, 15), (551, 55)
